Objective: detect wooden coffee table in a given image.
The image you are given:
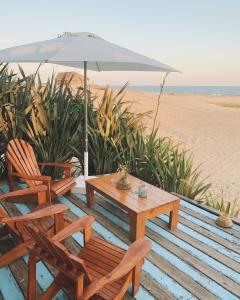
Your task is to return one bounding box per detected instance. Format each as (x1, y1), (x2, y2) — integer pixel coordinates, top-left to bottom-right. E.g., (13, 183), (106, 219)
(86, 174), (180, 241)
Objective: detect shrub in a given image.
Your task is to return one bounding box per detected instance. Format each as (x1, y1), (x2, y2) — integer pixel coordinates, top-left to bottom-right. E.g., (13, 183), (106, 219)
(0, 64), (210, 199)
(203, 191), (240, 218)
(0, 64), (86, 178)
(74, 85), (211, 200)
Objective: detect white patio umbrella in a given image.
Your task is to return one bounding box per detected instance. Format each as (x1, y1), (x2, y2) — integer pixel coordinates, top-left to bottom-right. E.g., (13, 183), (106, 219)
(0, 32), (178, 179)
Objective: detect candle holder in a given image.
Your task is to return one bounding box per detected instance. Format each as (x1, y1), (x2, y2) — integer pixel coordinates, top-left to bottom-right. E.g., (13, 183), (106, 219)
(138, 182), (148, 198)
(116, 164), (132, 190)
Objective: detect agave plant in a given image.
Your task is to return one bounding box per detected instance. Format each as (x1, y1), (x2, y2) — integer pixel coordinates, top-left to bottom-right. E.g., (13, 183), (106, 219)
(74, 84), (211, 200)
(80, 85), (150, 175)
(0, 64), (87, 178)
(204, 191), (240, 218)
(0, 64), (211, 200)
(127, 132), (211, 200)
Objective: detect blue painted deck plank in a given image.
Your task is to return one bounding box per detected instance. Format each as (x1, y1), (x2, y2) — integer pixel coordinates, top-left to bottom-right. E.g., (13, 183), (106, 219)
(0, 201), (25, 300)
(92, 192), (240, 252)
(0, 257), (25, 300)
(71, 230), (157, 300)
(0, 185), (68, 300)
(159, 214), (240, 262)
(74, 194), (239, 300)
(74, 193), (240, 285)
(23, 256), (67, 300)
(181, 200), (240, 231)
(1, 182), (240, 300)
(147, 221), (240, 285)
(179, 210), (240, 246)
(60, 195), (196, 300)
(94, 194), (240, 244)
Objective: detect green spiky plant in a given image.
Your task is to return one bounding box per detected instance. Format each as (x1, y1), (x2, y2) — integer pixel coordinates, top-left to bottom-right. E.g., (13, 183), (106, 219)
(74, 85), (211, 200)
(204, 191), (240, 218)
(0, 63), (210, 200)
(0, 64), (87, 178)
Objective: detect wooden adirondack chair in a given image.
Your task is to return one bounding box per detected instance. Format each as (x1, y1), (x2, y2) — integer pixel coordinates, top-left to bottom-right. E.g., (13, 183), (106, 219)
(0, 185), (69, 268)
(26, 215), (151, 300)
(6, 139), (76, 202)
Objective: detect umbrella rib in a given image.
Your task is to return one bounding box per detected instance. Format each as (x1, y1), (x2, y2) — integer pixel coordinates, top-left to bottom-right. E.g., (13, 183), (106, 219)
(96, 61), (100, 72)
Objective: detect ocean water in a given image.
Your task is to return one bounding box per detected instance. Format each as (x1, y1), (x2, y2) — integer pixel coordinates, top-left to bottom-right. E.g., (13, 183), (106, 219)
(111, 85), (240, 96)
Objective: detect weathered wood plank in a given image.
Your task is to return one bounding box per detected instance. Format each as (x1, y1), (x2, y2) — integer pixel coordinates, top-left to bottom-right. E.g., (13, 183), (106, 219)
(69, 194), (219, 300)
(55, 210), (135, 300)
(177, 214), (240, 254)
(65, 194), (178, 300)
(0, 191), (69, 300)
(0, 187), (135, 300)
(2, 180), (240, 300)
(173, 192), (240, 226)
(180, 205), (240, 239)
(85, 194), (240, 298)
(139, 272), (176, 300)
(0, 235), (42, 299)
(152, 217), (240, 273)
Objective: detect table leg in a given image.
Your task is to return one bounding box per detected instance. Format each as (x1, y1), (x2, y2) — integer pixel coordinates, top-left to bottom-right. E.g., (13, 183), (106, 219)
(86, 183), (95, 208)
(129, 213), (145, 242)
(169, 200), (179, 230)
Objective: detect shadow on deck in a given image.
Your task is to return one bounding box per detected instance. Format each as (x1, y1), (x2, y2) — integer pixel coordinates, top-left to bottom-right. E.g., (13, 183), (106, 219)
(0, 181), (240, 300)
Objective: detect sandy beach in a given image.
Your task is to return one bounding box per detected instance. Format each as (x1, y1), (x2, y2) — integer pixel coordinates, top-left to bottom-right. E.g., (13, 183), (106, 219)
(94, 88), (240, 202)
(75, 76), (240, 202)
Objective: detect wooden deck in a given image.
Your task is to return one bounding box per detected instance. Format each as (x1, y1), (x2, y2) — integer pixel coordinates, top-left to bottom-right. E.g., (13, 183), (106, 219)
(0, 181), (240, 300)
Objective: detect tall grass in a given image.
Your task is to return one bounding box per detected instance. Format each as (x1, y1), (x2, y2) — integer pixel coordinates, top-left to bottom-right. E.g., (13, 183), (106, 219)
(0, 64), (210, 199)
(0, 64), (86, 177)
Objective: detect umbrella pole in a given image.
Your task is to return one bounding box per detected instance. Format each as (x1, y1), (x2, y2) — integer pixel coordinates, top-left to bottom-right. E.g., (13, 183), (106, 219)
(84, 61), (88, 179)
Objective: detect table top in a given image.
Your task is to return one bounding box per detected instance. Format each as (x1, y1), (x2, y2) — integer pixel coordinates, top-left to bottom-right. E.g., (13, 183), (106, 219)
(86, 173), (179, 214)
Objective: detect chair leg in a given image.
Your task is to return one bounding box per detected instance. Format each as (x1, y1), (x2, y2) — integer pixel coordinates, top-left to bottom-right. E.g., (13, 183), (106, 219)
(74, 274), (84, 300)
(0, 242), (29, 268)
(132, 263), (141, 296)
(41, 281), (61, 300)
(28, 253), (37, 300)
(83, 226), (92, 244)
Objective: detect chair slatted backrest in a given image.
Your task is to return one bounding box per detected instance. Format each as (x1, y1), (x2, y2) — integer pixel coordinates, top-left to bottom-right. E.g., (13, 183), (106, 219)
(26, 224), (91, 282)
(7, 139), (42, 186)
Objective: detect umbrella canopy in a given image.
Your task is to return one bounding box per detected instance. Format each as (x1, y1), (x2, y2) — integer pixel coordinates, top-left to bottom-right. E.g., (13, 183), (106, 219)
(0, 32), (178, 179)
(0, 32), (178, 72)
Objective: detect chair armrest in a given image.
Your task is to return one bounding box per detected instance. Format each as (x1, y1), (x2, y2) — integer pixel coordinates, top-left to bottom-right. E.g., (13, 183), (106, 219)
(38, 162), (74, 178)
(1, 204), (68, 223)
(52, 215), (94, 242)
(82, 239), (151, 300)
(38, 162), (74, 169)
(0, 185), (48, 202)
(11, 172), (52, 182)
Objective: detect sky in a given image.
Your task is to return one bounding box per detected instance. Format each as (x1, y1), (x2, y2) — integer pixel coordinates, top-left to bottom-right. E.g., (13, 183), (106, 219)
(0, 0), (239, 86)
